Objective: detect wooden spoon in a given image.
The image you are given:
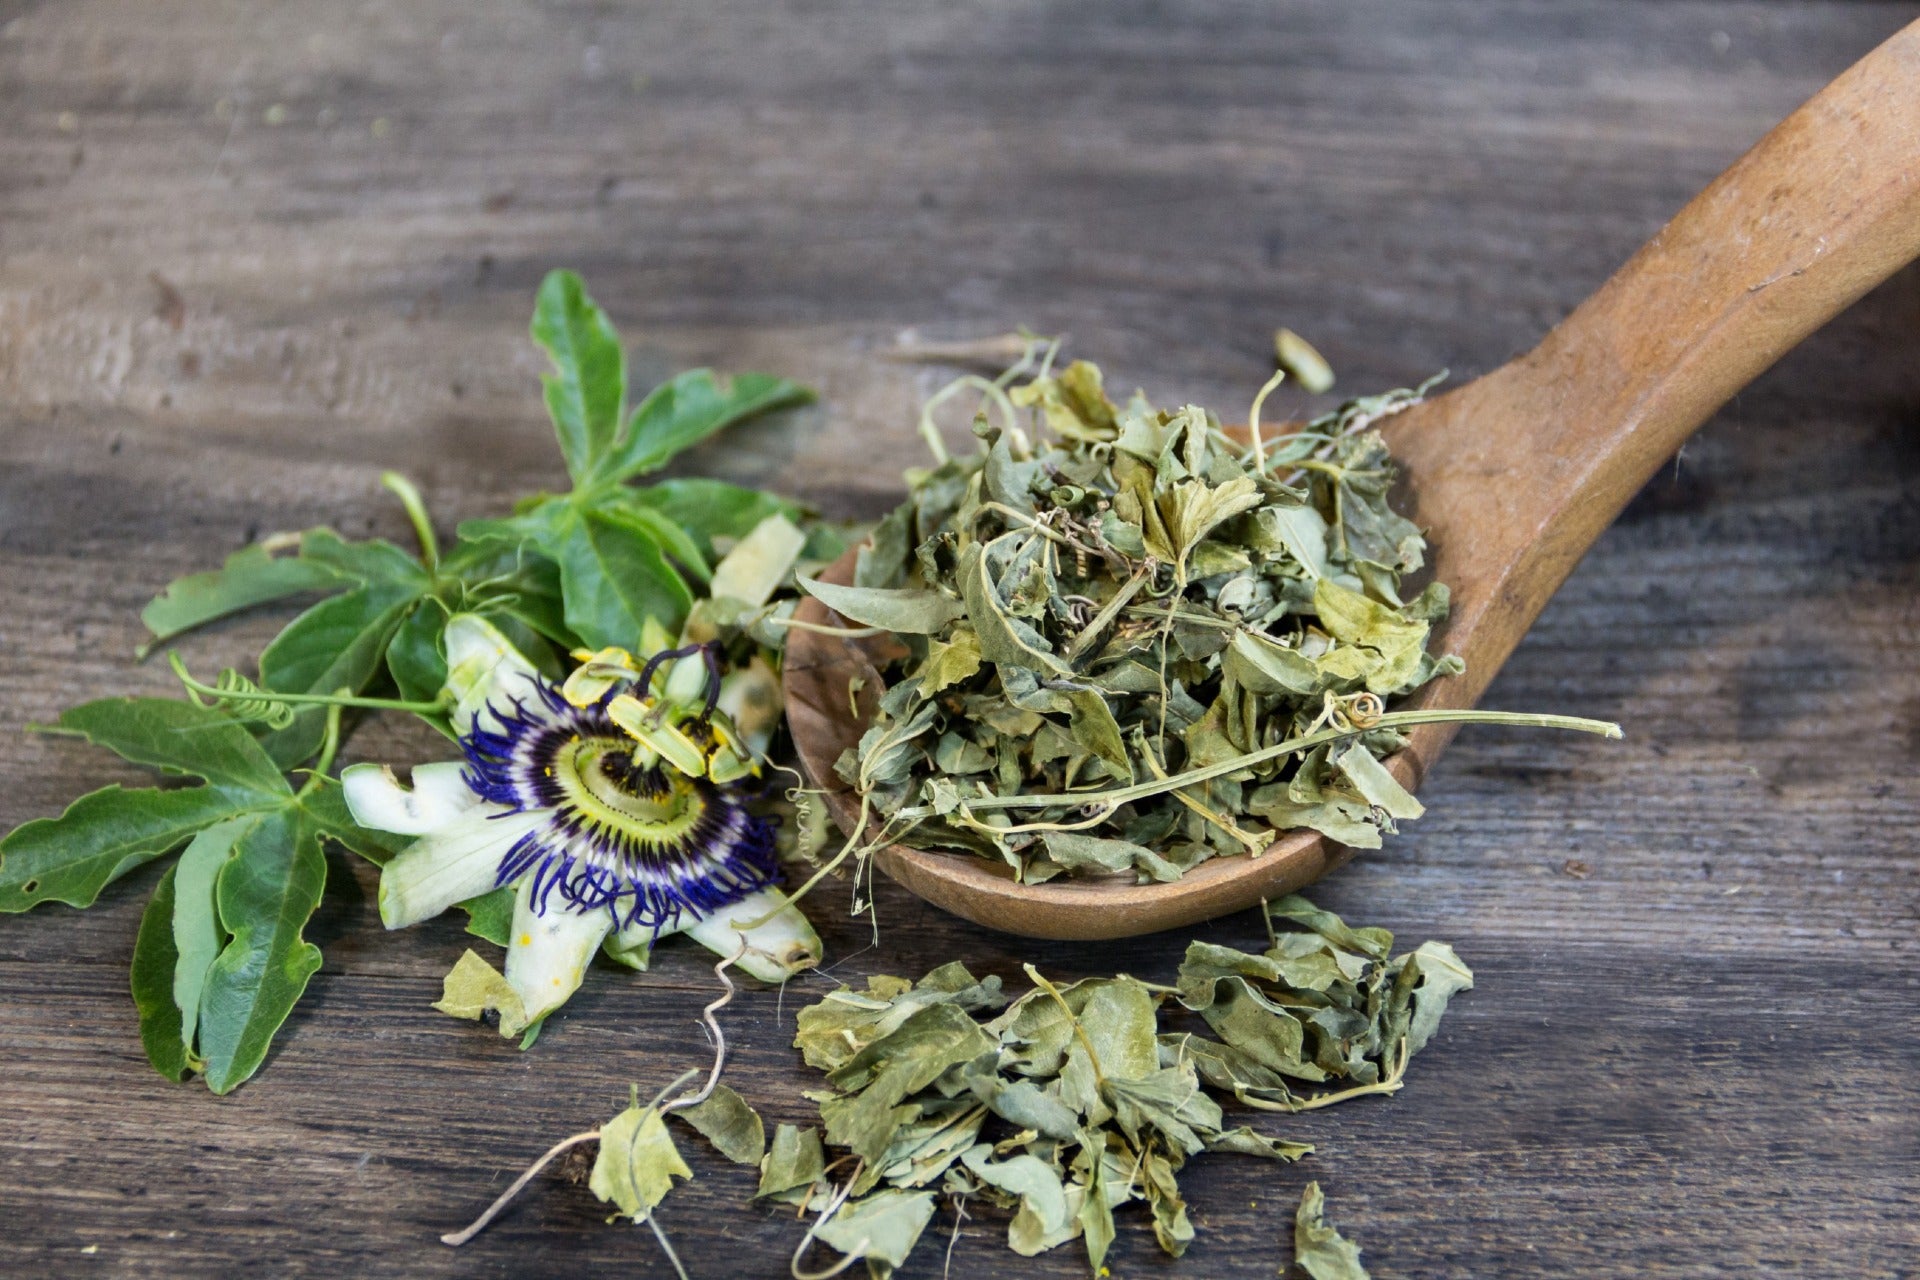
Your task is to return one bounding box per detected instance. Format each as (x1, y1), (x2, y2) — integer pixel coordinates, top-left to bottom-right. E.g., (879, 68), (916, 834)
(783, 21), (1920, 940)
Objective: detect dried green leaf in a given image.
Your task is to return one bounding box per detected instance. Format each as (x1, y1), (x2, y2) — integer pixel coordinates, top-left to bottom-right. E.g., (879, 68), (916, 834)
(1331, 742), (1424, 820)
(758, 1124), (827, 1200)
(798, 576), (966, 634)
(960, 1147), (1078, 1256)
(918, 628), (983, 695)
(1398, 940), (1474, 1058)
(431, 949), (531, 1039)
(1294, 1181), (1371, 1280)
(813, 1188), (937, 1277)
(957, 543), (1073, 677)
(1312, 578), (1429, 695)
(591, 1099), (693, 1221)
(676, 1084), (766, 1166)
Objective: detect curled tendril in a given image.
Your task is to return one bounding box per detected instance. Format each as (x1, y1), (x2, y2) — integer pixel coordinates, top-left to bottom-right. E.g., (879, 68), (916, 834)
(184, 667), (297, 729)
(1342, 692), (1385, 730)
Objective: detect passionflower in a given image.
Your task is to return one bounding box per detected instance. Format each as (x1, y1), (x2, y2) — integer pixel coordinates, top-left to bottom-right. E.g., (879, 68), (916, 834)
(343, 614), (820, 1028)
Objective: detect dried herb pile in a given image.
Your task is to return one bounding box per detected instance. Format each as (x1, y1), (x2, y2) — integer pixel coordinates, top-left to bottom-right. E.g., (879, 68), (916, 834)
(749, 895), (1469, 1276)
(807, 359), (1477, 884)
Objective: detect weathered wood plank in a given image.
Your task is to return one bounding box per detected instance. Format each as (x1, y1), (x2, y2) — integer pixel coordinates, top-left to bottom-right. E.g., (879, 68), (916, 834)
(2, 1), (1916, 1277)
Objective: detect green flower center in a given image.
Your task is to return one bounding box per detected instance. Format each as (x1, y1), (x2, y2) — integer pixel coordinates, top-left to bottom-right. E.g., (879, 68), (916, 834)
(552, 735), (705, 848)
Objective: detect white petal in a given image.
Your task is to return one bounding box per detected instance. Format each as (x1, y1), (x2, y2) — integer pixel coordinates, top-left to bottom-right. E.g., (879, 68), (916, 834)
(681, 886), (823, 983)
(602, 920), (654, 971)
(443, 613), (544, 736)
(709, 513), (805, 608)
(717, 657), (782, 756)
(505, 875), (614, 1024)
(377, 808), (545, 928)
(342, 761), (481, 835)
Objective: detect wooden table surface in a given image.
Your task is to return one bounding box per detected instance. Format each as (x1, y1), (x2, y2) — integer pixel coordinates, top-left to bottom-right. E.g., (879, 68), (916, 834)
(4, 3), (1917, 1277)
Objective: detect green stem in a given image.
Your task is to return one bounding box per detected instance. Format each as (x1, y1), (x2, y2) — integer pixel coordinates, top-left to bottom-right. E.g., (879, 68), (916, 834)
(381, 471), (440, 574)
(1121, 604), (1239, 631)
(303, 699), (347, 790)
(1246, 368), (1287, 477)
(892, 708), (1621, 820)
(733, 792), (883, 929)
(169, 652), (450, 717)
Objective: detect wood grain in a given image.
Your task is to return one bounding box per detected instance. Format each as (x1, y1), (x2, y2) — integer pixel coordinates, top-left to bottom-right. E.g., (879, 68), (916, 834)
(2, 2), (1917, 1277)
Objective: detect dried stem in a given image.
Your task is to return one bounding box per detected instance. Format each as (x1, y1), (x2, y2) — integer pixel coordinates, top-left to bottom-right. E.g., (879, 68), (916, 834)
(790, 1166), (867, 1280)
(439, 1129), (603, 1247)
(659, 941), (745, 1119)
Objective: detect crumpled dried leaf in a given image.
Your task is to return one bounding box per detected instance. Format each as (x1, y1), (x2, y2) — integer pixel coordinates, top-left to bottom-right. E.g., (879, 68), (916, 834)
(798, 575), (966, 635)
(813, 1188), (937, 1277)
(432, 948), (530, 1039)
(1293, 1180), (1371, 1279)
(840, 361), (1467, 883)
(961, 1146), (1077, 1255)
(1172, 897), (1473, 1099)
(674, 1083), (765, 1166)
(782, 907), (1451, 1275)
(590, 1096), (693, 1221)
(757, 1123), (827, 1202)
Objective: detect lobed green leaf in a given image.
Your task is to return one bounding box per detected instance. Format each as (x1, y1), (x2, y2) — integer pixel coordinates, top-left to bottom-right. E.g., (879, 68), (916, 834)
(131, 866), (193, 1082)
(601, 369), (813, 483)
(139, 542), (350, 654)
(194, 808), (328, 1094)
(532, 270), (628, 484)
(0, 784), (252, 912)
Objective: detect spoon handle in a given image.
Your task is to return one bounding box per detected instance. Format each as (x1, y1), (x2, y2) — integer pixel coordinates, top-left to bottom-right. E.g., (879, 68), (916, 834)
(1386, 19), (1920, 767)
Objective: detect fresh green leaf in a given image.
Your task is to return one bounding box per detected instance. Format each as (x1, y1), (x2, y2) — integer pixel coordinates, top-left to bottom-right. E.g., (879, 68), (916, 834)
(604, 368), (813, 482)
(172, 816), (255, 1052)
(194, 807), (327, 1093)
(533, 269), (628, 484)
(385, 597), (450, 707)
(139, 542), (349, 653)
(455, 886), (517, 947)
(592, 500), (712, 584)
(0, 784), (252, 912)
(41, 697), (285, 797)
(256, 585), (419, 765)
(554, 510), (695, 648)
(621, 479), (805, 562)
(131, 865), (193, 1081)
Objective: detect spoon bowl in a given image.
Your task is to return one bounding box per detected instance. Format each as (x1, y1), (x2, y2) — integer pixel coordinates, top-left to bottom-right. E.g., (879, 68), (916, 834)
(785, 21), (1920, 939)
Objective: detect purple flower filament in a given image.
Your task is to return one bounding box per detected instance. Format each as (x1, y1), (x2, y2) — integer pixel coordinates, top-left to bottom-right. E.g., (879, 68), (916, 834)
(458, 674), (776, 933)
